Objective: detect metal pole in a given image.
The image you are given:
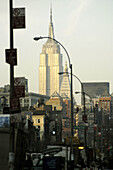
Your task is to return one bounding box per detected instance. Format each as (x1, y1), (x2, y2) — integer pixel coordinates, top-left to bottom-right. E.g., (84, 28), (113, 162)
(80, 84), (87, 148)
(65, 146), (68, 170)
(83, 93), (87, 146)
(10, 0), (14, 96)
(9, 0), (15, 169)
(70, 64), (74, 170)
(93, 107), (96, 163)
(70, 64), (73, 137)
(83, 92), (86, 117)
(83, 92), (87, 166)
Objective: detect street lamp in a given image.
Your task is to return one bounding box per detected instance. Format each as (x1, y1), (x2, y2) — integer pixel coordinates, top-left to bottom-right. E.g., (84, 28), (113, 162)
(58, 72), (82, 86)
(75, 91), (92, 120)
(58, 72), (84, 124)
(33, 36), (74, 137)
(75, 91), (96, 163)
(59, 74), (86, 120)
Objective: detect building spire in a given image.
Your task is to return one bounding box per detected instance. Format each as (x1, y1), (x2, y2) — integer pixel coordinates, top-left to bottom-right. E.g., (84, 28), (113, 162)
(48, 5), (55, 39)
(64, 61), (68, 73)
(50, 4), (52, 23)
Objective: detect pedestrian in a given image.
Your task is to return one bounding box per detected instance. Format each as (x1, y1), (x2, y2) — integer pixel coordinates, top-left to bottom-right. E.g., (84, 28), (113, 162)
(27, 155), (33, 170)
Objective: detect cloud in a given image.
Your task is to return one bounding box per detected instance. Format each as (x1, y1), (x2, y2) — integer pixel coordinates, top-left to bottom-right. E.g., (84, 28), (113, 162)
(64, 0), (93, 36)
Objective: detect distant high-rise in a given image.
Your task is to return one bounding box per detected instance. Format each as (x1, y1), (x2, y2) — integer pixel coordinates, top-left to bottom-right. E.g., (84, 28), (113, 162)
(82, 82), (109, 98)
(39, 8), (63, 96)
(60, 61), (71, 98)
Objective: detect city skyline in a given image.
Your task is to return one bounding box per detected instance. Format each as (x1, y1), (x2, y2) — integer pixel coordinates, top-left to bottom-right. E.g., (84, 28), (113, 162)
(0, 0), (113, 104)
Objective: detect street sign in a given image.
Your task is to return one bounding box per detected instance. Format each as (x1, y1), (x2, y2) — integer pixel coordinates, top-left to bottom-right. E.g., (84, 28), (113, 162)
(11, 113), (22, 123)
(73, 126), (85, 130)
(5, 49), (17, 65)
(14, 85), (25, 98)
(10, 97), (20, 113)
(14, 77), (25, 97)
(65, 136), (80, 146)
(14, 77), (25, 86)
(12, 8), (25, 29)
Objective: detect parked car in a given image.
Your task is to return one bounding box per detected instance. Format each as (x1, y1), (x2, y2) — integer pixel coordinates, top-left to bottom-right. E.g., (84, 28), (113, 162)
(31, 153), (43, 167)
(33, 158), (43, 170)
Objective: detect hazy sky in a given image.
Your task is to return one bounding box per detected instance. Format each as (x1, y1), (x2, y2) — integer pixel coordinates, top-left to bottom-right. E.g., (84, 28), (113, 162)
(0, 0), (113, 103)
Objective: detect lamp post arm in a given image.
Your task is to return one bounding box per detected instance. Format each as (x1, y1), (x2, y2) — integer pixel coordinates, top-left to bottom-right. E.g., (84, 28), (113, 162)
(84, 92), (92, 101)
(71, 74), (82, 85)
(71, 73), (85, 115)
(60, 72), (84, 93)
(34, 36), (71, 67)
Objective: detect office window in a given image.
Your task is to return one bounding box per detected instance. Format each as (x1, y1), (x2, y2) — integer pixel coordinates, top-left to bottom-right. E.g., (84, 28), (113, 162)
(38, 119), (40, 123)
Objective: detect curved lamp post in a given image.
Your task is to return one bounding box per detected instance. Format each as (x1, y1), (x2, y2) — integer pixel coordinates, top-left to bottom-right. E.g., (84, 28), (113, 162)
(59, 71), (86, 123)
(75, 91), (96, 163)
(59, 72), (82, 87)
(33, 36), (74, 137)
(59, 71), (86, 120)
(59, 72), (84, 122)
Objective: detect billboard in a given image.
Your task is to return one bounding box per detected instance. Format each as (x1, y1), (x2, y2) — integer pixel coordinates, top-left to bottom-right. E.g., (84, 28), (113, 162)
(0, 114), (10, 128)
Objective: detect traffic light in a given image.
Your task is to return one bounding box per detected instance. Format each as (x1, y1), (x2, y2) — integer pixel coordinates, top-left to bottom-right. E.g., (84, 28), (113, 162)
(76, 107), (79, 113)
(52, 128), (56, 135)
(106, 147), (110, 151)
(82, 114), (87, 122)
(78, 143), (84, 150)
(78, 146), (84, 150)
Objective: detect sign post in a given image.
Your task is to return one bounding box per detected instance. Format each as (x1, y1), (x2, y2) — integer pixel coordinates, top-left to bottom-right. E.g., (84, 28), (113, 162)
(7, 2), (26, 169)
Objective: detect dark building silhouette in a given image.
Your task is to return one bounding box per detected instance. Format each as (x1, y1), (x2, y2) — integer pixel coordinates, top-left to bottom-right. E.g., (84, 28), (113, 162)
(82, 82), (109, 98)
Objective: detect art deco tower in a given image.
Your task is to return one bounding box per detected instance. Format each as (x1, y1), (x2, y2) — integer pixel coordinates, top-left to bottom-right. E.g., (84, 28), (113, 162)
(39, 8), (63, 96)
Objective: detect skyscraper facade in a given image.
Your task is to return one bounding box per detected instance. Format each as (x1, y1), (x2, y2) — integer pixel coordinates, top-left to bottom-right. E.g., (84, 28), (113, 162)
(39, 8), (63, 96)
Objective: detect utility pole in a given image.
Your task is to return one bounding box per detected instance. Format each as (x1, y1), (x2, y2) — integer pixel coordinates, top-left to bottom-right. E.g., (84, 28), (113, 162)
(9, 0), (15, 169)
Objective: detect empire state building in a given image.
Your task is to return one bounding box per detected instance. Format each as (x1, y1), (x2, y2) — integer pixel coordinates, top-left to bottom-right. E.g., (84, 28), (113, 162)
(39, 8), (63, 96)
